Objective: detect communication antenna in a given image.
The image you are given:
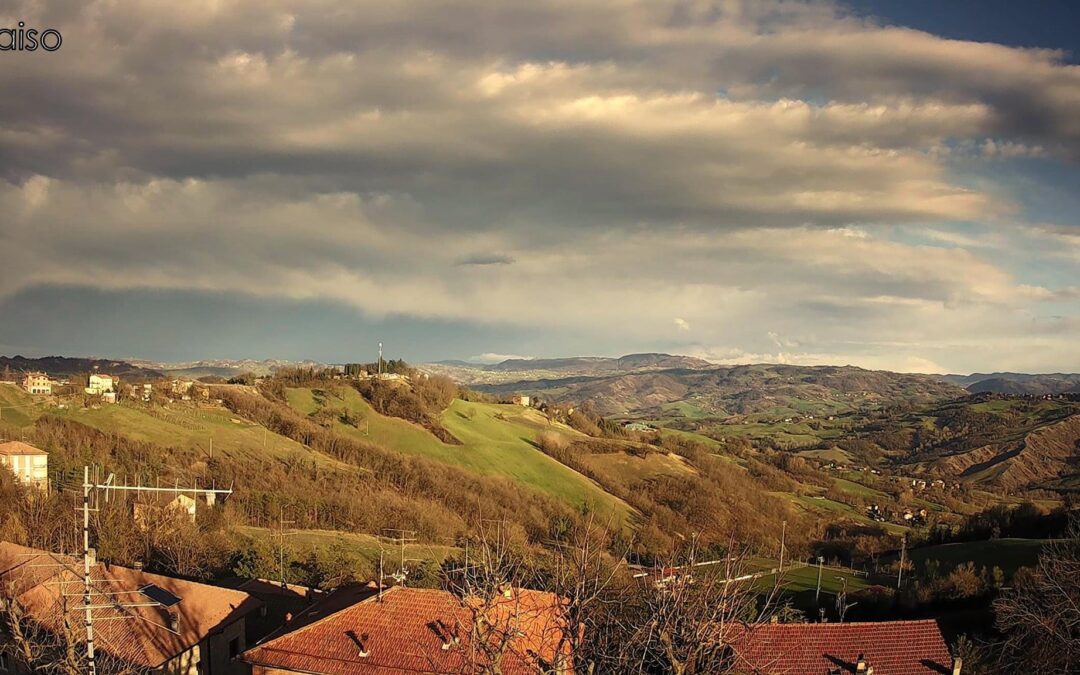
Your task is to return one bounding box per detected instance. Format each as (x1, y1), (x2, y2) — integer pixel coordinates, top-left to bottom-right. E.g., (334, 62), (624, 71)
(380, 528), (419, 585)
(69, 465), (234, 674)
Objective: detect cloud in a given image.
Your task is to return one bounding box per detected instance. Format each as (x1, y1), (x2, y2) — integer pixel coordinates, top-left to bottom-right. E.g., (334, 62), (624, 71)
(0, 0), (1076, 372)
(469, 353), (531, 363)
(456, 253), (515, 266)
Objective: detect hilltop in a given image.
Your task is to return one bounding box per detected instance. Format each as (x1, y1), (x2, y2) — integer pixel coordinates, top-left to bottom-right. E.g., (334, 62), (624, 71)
(941, 372), (1080, 396)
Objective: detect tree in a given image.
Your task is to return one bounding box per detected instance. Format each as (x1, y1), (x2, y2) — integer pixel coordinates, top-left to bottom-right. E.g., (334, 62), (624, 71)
(994, 519), (1080, 674)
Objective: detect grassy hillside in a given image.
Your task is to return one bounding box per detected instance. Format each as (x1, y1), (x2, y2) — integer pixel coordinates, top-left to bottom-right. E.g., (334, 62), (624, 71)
(239, 526), (459, 569)
(47, 401), (345, 467)
(0, 383), (40, 428)
(285, 387), (632, 521)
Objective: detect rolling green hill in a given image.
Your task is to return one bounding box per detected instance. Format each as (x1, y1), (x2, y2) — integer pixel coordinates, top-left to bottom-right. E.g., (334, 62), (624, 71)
(47, 400), (346, 468)
(285, 387), (632, 521)
(0, 383), (40, 428)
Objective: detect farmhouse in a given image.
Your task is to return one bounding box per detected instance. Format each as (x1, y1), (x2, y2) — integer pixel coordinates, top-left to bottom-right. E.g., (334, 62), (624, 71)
(85, 373), (118, 396)
(20, 371), (51, 396)
(512, 395), (531, 407)
(728, 619), (957, 675)
(0, 440), (48, 490)
(0, 542), (263, 675)
(242, 585), (571, 674)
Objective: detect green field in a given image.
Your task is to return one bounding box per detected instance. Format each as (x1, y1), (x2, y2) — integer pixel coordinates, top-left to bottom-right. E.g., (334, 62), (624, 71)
(286, 387), (632, 521)
(49, 401), (345, 467)
(0, 383), (43, 428)
(239, 526), (459, 568)
(898, 538), (1050, 579)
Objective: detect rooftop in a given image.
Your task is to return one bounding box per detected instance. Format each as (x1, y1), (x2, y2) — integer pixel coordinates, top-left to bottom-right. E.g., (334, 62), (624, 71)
(243, 585), (569, 674)
(0, 440), (48, 456)
(728, 619), (953, 675)
(0, 542), (262, 669)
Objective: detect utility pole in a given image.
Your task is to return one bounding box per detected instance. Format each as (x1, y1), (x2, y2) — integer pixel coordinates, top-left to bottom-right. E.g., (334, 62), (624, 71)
(814, 556), (824, 606)
(778, 520), (786, 573)
(897, 537), (907, 589)
(378, 342), (383, 376)
(276, 509), (297, 588)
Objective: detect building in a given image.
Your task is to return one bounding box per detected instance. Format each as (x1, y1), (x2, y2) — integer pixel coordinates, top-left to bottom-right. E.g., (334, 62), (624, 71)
(242, 585), (571, 674)
(134, 493), (200, 527)
(512, 395), (531, 407)
(0, 542), (263, 675)
(20, 372), (51, 396)
(0, 440), (48, 490)
(85, 373), (118, 396)
(728, 619), (957, 675)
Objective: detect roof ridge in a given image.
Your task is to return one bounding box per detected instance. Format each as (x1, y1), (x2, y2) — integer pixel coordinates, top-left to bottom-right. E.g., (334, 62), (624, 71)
(252, 585), (403, 649)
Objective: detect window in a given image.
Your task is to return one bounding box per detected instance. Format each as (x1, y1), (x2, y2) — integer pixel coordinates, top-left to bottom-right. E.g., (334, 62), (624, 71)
(229, 637), (241, 659)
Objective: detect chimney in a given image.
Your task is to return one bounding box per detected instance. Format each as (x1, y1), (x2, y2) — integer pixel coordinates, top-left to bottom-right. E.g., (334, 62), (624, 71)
(952, 656), (963, 675)
(132, 561), (143, 571)
(856, 654), (867, 673)
(168, 611), (180, 632)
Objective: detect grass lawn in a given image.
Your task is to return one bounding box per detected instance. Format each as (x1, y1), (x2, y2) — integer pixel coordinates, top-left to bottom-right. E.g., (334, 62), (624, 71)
(287, 387), (633, 522)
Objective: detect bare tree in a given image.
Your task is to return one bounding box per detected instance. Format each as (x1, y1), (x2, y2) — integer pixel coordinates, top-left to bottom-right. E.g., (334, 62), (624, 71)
(609, 535), (782, 675)
(994, 519), (1080, 674)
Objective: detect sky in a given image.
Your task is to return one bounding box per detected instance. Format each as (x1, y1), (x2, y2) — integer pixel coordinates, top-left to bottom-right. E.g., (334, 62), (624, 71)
(0, 0), (1078, 374)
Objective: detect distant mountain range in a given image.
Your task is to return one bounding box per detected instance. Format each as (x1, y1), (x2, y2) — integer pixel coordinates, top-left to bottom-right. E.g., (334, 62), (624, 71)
(940, 372), (1080, 395)
(424, 352), (712, 385)
(0, 355), (163, 380)
(0, 355), (326, 380)
(426, 355), (965, 417)
(128, 358), (327, 378)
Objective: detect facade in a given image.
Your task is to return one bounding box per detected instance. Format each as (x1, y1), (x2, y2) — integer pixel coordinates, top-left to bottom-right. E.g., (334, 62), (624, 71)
(0, 441), (48, 490)
(242, 585), (571, 674)
(512, 395), (531, 407)
(20, 372), (51, 396)
(0, 542), (263, 675)
(727, 619), (957, 675)
(85, 373), (118, 396)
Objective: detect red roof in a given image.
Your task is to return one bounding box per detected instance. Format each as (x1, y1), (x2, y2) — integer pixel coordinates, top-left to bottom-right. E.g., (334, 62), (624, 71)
(0, 542), (262, 669)
(242, 585), (570, 674)
(728, 620), (953, 674)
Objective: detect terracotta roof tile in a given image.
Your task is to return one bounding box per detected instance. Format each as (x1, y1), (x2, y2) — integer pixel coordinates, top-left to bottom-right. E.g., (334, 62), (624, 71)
(728, 620), (953, 674)
(243, 585), (570, 674)
(0, 542), (262, 669)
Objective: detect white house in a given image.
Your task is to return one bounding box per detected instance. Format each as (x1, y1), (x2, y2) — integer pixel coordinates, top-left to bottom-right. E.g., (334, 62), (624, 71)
(86, 373), (118, 396)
